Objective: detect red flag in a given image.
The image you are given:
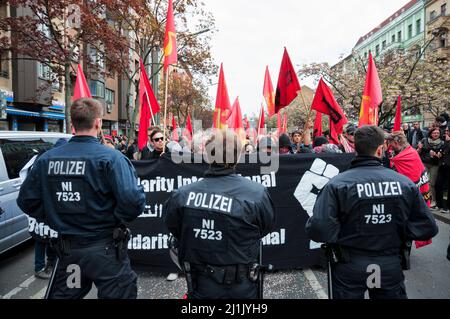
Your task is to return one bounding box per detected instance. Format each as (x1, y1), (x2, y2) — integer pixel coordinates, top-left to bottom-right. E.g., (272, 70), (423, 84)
(257, 105), (265, 137)
(276, 112), (282, 137)
(163, 0), (177, 72)
(393, 96), (402, 132)
(263, 66), (276, 117)
(358, 52), (383, 127)
(72, 64), (92, 100)
(213, 64), (232, 129)
(313, 111), (323, 138)
(275, 48), (301, 114)
(311, 78), (348, 136)
(139, 59), (160, 116)
(172, 116), (179, 142)
(182, 114), (193, 142)
(138, 59), (161, 150)
(227, 97), (244, 130)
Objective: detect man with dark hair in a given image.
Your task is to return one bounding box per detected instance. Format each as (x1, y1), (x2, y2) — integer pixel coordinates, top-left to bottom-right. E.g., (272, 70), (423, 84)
(164, 129), (275, 299)
(436, 116), (448, 140)
(141, 126), (158, 160)
(306, 125), (438, 299)
(148, 129), (168, 159)
(17, 98), (146, 299)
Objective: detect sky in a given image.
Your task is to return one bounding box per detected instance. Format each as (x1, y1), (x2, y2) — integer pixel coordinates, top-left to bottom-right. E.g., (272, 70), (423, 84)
(201, 0), (411, 117)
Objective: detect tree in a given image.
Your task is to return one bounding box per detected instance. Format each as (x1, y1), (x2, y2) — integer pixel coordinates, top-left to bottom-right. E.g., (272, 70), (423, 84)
(105, 0), (217, 137)
(0, 0), (129, 132)
(299, 42), (450, 127)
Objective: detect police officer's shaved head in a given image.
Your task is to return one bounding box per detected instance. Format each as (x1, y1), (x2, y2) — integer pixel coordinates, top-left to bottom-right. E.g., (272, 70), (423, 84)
(70, 98), (104, 132)
(354, 125), (385, 156)
(205, 129), (243, 168)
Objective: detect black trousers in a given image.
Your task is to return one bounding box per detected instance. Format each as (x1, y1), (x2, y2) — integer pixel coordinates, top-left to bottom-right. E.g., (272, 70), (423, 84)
(435, 165), (450, 209)
(48, 240), (137, 299)
(331, 253), (407, 299)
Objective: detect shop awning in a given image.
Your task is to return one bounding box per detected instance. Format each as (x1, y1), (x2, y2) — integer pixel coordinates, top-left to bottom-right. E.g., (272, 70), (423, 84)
(6, 107), (40, 117)
(6, 107), (65, 120)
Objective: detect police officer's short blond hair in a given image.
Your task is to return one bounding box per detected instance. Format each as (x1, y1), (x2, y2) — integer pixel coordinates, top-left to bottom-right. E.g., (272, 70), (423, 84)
(70, 98), (103, 132)
(205, 129), (243, 168)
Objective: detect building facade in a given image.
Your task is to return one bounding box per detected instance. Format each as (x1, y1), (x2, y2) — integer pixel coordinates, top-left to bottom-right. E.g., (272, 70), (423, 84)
(0, 3), (162, 135)
(353, 0), (426, 59)
(425, 0), (449, 58)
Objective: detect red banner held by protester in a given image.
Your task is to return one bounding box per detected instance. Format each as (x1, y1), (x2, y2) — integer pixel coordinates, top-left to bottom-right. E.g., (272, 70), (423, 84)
(393, 95), (402, 132)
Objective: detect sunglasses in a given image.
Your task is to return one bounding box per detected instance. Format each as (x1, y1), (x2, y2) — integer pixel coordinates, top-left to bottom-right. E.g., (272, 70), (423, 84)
(153, 137), (164, 142)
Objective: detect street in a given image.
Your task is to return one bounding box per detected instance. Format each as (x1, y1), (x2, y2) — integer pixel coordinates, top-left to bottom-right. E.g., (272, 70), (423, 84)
(1, 220), (449, 299)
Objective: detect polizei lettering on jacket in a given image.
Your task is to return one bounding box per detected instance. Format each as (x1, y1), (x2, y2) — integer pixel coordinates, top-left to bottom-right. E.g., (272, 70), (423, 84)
(356, 182), (402, 198)
(48, 160), (86, 176)
(186, 192), (233, 213)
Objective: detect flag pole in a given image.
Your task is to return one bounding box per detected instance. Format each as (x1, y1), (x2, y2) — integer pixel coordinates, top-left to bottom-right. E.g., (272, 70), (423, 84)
(299, 89), (312, 132)
(145, 90), (156, 126)
(257, 105), (263, 138)
(163, 66), (170, 147)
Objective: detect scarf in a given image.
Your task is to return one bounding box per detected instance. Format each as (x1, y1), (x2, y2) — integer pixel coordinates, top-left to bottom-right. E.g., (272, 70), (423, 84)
(427, 138), (442, 148)
(390, 146), (432, 248)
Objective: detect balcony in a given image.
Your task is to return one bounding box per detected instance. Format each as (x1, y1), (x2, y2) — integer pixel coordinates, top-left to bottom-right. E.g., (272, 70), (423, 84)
(427, 14), (450, 30)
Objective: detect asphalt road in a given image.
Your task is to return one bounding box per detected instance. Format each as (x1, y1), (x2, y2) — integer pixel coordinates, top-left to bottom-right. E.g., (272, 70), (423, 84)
(1, 220), (449, 299)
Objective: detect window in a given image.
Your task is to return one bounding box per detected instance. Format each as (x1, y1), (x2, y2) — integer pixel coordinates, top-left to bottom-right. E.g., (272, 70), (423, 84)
(416, 19), (421, 35)
(392, 34), (396, 43)
(364, 52), (368, 59)
(105, 88), (115, 104)
(408, 24), (413, 39)
(38, 62), (51, 80)
(89, 47), (104, 70)
(89, 80), (105, 98)
(439, 33), (447, 48)
(430, 10), (436, 21)
(441, 4), (447, 16)
(0, 51), (9, 78)
(0, 5), (7, 19)
(0, 139), (54, 179)
(375, 45), (380, 56)
(397, 31), (402, 42)
(382, 40), (386, 49)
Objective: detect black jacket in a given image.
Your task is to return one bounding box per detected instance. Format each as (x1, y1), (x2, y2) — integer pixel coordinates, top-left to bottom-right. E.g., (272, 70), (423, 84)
(439, 140), (450, 167)
(17, 136), (146, 239)
(306, 156), (438, 254)
(163, 166), (275, 266)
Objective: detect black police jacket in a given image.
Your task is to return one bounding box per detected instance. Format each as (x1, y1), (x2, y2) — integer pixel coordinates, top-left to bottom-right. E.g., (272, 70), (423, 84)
(164, 165), (275, 265)
(306, 156), (438, 254)
(17, 136), (146, 238)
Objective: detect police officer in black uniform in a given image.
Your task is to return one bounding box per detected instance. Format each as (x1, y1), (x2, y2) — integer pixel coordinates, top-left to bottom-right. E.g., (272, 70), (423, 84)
(306, 125), (438, 299)
(164, 129), (275, 299)
(17, 98), (146, 299)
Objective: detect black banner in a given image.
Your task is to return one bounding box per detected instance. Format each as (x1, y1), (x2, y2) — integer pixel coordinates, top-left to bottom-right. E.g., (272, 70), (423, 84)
(129, 153), (354, 272)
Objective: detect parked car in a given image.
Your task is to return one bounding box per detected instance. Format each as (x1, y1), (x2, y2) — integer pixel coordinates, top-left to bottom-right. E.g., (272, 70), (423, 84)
(0, 131), (72, 254)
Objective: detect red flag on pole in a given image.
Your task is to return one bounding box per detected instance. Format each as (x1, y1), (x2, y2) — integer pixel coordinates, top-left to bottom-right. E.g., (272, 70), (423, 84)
(311, 78), (348, 135)
(172, 116), (179, 142)
(72, 64), (92, 100)
(182, 114), (193, 142)
(276, 112), (282, 137)
(358, 52), (383, 127)
(227, 97), (244, 130)
(313, 111), (323, 138)
(393, 96), (402, 132)
(275, 48), (301, 114)
(163, 0), (177, 72)
(263, 66), (276, 117)
(138, 59), (160, 150)
(213, 64), (232, 129)
(257, 105), (265, 138)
